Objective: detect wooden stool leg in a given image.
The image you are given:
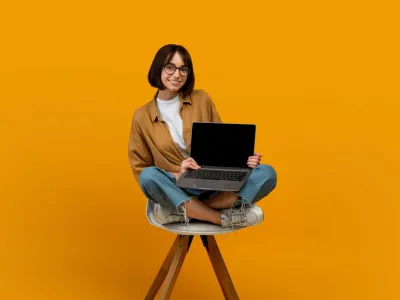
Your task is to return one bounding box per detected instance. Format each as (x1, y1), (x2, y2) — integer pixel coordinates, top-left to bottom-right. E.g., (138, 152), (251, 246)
(201, 235), (239, 300)
(145, 235), (182, 300)
(159, 235), (191, 299)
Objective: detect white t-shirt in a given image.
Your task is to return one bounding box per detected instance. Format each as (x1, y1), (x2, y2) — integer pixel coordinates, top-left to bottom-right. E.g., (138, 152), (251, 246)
(156, 94), (189, 158)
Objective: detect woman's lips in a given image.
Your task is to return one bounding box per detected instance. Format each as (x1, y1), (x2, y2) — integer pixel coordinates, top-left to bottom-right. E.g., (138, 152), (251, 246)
(168, 79), (182, 86)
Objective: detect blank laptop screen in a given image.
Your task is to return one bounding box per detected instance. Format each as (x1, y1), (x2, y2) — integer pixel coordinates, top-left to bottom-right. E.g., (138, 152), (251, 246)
(190, 123), (256, 168)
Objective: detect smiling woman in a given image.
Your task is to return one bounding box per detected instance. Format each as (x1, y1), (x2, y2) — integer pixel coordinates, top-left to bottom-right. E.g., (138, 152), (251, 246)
(128, 44), (277, 228)
(147, 44), (195, 99)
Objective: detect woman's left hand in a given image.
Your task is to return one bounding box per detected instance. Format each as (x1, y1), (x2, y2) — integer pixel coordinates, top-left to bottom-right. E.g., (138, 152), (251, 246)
(247, 152), (262, 169)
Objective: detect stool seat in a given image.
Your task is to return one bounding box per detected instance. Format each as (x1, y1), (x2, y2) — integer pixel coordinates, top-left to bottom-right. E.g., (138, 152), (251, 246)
(146, 199), (256, 235)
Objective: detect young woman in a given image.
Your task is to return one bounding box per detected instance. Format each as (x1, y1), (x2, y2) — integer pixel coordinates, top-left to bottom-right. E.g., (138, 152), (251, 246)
(128, 44), (277, 228)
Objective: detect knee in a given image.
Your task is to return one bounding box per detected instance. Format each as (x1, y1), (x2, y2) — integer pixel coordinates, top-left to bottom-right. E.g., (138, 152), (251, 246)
(256, 164), (277, 184)
(139, 166), (160, 189)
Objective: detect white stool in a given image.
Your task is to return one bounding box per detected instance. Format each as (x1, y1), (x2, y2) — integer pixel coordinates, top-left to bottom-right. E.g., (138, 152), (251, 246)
(144, 199), (263, 300)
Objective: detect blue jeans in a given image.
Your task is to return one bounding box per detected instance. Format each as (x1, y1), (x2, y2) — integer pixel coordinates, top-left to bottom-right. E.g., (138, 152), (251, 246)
(139, 164), (277, 209)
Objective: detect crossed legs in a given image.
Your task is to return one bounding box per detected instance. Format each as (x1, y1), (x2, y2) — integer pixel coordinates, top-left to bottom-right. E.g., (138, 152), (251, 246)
(139, 165), (277, 225)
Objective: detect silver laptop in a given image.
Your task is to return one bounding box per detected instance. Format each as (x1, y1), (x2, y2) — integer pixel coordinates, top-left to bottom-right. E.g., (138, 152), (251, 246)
(176, 122), (256, 191)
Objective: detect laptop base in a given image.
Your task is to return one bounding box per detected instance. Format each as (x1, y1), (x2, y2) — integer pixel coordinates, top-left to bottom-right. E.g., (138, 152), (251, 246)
(176, 169), (251, 192)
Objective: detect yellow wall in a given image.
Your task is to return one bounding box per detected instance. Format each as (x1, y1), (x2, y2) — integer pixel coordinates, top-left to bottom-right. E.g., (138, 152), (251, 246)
(1, 1), (399, 299)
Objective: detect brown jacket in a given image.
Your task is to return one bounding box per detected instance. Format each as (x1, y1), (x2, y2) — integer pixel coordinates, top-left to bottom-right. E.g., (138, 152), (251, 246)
(128, 89), (222, 183)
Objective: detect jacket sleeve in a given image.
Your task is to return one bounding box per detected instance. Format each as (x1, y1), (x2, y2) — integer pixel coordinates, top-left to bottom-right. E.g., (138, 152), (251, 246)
(128, 116), (154, 184)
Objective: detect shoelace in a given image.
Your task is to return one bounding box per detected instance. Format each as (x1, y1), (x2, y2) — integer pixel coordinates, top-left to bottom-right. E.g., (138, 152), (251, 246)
(179, 202), (190, 228)
(221, 202), (248, 230)
(166, 210), (184, 222)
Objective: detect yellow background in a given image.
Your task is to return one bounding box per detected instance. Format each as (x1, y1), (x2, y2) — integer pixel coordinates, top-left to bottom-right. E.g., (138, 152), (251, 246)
(1, 1), (399, 299)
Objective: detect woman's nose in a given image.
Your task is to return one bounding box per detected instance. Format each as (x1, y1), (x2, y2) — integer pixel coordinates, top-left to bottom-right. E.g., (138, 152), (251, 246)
(173, 68), (181, 78)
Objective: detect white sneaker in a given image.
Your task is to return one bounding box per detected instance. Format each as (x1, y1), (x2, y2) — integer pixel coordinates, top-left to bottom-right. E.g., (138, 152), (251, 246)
(220, 205), (263, 228)
(153, 203), (186, 225)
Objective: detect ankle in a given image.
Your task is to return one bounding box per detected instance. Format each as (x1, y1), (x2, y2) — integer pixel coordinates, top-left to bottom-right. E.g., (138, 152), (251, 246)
(212, 213), (223, 225)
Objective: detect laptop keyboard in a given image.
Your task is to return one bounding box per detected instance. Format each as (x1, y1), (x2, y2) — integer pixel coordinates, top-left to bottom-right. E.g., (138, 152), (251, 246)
(184, 169), (248, 181)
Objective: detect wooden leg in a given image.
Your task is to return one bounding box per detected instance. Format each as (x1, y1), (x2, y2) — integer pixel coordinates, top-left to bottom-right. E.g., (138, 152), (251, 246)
(145, 235), (182, 300)
(201, 235), (239, 300)
(159, 235), (191, 299)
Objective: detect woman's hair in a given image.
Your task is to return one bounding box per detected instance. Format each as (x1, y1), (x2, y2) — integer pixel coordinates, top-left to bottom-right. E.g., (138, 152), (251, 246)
(148, 44), (195, 97)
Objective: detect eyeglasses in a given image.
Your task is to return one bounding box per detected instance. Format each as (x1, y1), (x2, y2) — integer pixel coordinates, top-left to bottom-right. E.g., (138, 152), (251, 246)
(163, 63), (190, 76)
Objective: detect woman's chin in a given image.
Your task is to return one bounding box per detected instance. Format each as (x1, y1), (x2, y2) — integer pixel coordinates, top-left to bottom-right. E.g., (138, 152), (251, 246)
(167, 86), (181, 92)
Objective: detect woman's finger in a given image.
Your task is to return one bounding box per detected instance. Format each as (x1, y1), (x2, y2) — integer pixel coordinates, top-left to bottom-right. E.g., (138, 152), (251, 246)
(247, 162), (257, 168)
(188, 162), (200, 170)
(182, 162), (191, 169)
(247, 159), (260, 167)
(249, 155), (261, 160)
(191, 158), (200, 167)
(248, 158), (258, 163)
(188, 158), (200, 168)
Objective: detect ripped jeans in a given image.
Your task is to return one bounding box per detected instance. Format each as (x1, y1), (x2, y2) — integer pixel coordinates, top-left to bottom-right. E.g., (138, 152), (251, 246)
(139, 164), (277, 209)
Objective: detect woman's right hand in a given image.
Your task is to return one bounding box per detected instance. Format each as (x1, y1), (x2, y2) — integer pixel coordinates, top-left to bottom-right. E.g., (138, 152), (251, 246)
(178, 157), (201, 178)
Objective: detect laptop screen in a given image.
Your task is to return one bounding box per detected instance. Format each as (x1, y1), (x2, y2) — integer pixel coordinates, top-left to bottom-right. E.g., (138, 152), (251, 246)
(190, 122), (256, 168)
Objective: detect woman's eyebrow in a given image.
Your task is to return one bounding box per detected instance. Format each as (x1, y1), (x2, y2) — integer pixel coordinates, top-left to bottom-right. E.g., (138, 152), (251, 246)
(168, 62), (187, 67)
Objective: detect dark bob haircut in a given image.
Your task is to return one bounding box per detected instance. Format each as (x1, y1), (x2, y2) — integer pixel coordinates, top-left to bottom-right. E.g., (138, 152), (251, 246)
(148, 44), (195, 98)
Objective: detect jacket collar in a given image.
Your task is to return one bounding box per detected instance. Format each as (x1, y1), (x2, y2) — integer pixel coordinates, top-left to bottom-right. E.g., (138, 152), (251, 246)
(150, 90), (192, 122)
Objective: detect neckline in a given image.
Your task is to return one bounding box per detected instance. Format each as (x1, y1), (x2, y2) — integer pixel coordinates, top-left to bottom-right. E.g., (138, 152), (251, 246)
(156, 93), (179, 104)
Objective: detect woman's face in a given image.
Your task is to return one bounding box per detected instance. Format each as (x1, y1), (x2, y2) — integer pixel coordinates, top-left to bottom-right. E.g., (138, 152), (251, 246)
(161, 52), (188, 93)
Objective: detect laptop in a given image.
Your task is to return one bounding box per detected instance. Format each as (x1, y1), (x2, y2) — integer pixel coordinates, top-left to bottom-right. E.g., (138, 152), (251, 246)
(176, 122), (256, 191)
